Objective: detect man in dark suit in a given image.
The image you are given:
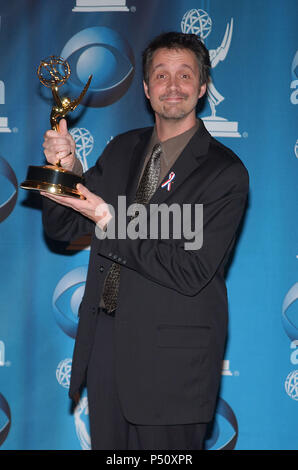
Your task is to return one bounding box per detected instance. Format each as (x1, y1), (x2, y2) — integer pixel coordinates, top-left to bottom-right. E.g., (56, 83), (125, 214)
(41, 32), (249, 450)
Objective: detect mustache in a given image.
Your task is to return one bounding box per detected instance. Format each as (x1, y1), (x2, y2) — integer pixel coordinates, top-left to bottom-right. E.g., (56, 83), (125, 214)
(159, 92), (188, 100)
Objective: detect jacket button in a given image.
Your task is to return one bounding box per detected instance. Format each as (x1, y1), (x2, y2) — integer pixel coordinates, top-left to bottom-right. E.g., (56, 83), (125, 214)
(99, 266), (104, 272)
(108, 252), (113, 257)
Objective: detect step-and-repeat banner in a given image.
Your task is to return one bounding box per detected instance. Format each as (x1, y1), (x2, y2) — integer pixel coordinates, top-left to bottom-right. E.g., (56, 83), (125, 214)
(0, 0), (297, 450)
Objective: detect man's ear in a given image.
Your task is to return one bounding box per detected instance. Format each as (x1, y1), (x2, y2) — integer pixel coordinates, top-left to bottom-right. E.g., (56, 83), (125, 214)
(143, 80), (150, 100)
(198, 82), (207, 99)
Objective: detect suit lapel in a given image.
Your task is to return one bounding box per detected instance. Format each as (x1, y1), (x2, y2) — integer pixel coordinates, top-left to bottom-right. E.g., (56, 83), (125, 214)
(150, 120), (211, 205)
(125, 120), (211, 207)
(125, 127), (153, 205)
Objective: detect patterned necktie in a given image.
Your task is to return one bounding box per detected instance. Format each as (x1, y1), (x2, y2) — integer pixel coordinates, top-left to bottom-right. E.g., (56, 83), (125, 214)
(102, 143), (162, 313)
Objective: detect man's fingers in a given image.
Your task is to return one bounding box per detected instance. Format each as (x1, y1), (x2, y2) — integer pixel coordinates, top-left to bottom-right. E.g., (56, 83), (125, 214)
(76, 183), (92, 199)
(40, 191), (85, 207)
(57, 150), (73, 162)
(43, 120), (76, 172)
(40, 186), (109, 226)
(43, 137), (70, 147)
(40, 191), (73, 205)
(44, 129), (59, 139)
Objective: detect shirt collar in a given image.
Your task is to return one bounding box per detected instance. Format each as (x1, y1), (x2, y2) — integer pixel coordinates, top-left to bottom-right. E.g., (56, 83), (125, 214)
(150, 120), (200, 165)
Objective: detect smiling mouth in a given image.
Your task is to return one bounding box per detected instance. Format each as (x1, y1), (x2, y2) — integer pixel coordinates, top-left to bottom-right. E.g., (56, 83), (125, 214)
(160, 95), (187, 103)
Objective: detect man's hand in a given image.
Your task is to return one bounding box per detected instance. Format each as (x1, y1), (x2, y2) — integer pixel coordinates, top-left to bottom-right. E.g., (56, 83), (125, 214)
(43, 118), (76, 171)
(41, 183), (112, 230)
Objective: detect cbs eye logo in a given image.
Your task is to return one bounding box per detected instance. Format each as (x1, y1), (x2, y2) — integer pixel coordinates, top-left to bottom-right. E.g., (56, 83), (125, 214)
(60, 26), (135, 107)
(0, 393), (11, 446)
(282, 283), (298, 341)
(52, 266), (88, 338)
(0, 156), (18, 223)
(205, 398), (238, 450)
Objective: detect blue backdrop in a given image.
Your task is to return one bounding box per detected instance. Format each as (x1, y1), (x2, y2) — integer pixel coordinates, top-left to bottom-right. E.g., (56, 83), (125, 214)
(0, 0), (297, 450)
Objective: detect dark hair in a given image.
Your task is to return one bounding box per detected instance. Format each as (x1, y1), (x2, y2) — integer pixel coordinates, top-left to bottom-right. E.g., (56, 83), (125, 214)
(142, 31), (211, 87)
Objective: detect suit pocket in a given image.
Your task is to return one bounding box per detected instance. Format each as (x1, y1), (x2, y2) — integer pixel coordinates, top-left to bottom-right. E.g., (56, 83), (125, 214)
(157, 325), (211, 349)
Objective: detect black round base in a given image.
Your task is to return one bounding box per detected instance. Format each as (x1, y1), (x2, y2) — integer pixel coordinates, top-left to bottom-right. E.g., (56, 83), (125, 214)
(20, 165), (84, 199)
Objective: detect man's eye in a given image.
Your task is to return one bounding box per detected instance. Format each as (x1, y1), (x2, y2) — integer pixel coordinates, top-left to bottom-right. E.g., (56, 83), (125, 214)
(156, 74), (166, 79)
(181, 74), (190, 79)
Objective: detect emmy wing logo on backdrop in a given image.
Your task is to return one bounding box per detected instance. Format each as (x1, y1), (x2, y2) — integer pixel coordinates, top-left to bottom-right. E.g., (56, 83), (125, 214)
(74, 397), (91, 450)
(181, 9), (241, 137)
(60, 27), (135, 107)
(69, 127), (94, 172)
(285, 371), (298, 401)
(56, 358), (91, 449)
(72, 0), (129, 12)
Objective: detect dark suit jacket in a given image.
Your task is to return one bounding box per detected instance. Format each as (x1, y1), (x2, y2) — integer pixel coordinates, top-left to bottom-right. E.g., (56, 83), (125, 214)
(42, 119), (249, 425)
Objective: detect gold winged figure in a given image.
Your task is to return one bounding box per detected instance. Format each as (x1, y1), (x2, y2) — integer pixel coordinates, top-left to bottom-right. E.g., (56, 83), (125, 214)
(50, 74), (92, 131)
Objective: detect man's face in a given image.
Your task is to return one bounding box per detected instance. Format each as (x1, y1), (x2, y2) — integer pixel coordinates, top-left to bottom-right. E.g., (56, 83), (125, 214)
(143, 47), (206, 123)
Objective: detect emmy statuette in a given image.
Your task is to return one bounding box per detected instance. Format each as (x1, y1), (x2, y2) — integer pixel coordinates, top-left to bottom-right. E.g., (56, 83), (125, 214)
(20, 56), (92, 199)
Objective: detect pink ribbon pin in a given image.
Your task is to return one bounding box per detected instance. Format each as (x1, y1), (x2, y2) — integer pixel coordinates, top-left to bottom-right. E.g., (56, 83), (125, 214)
(161, 172), (176, 191)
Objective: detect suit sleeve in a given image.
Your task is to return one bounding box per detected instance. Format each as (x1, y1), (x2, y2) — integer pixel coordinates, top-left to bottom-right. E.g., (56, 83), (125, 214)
(96, 161), (249, 296)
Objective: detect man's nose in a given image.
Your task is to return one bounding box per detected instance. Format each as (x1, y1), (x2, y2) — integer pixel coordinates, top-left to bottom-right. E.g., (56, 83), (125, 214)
(167, 75), (180, 90)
